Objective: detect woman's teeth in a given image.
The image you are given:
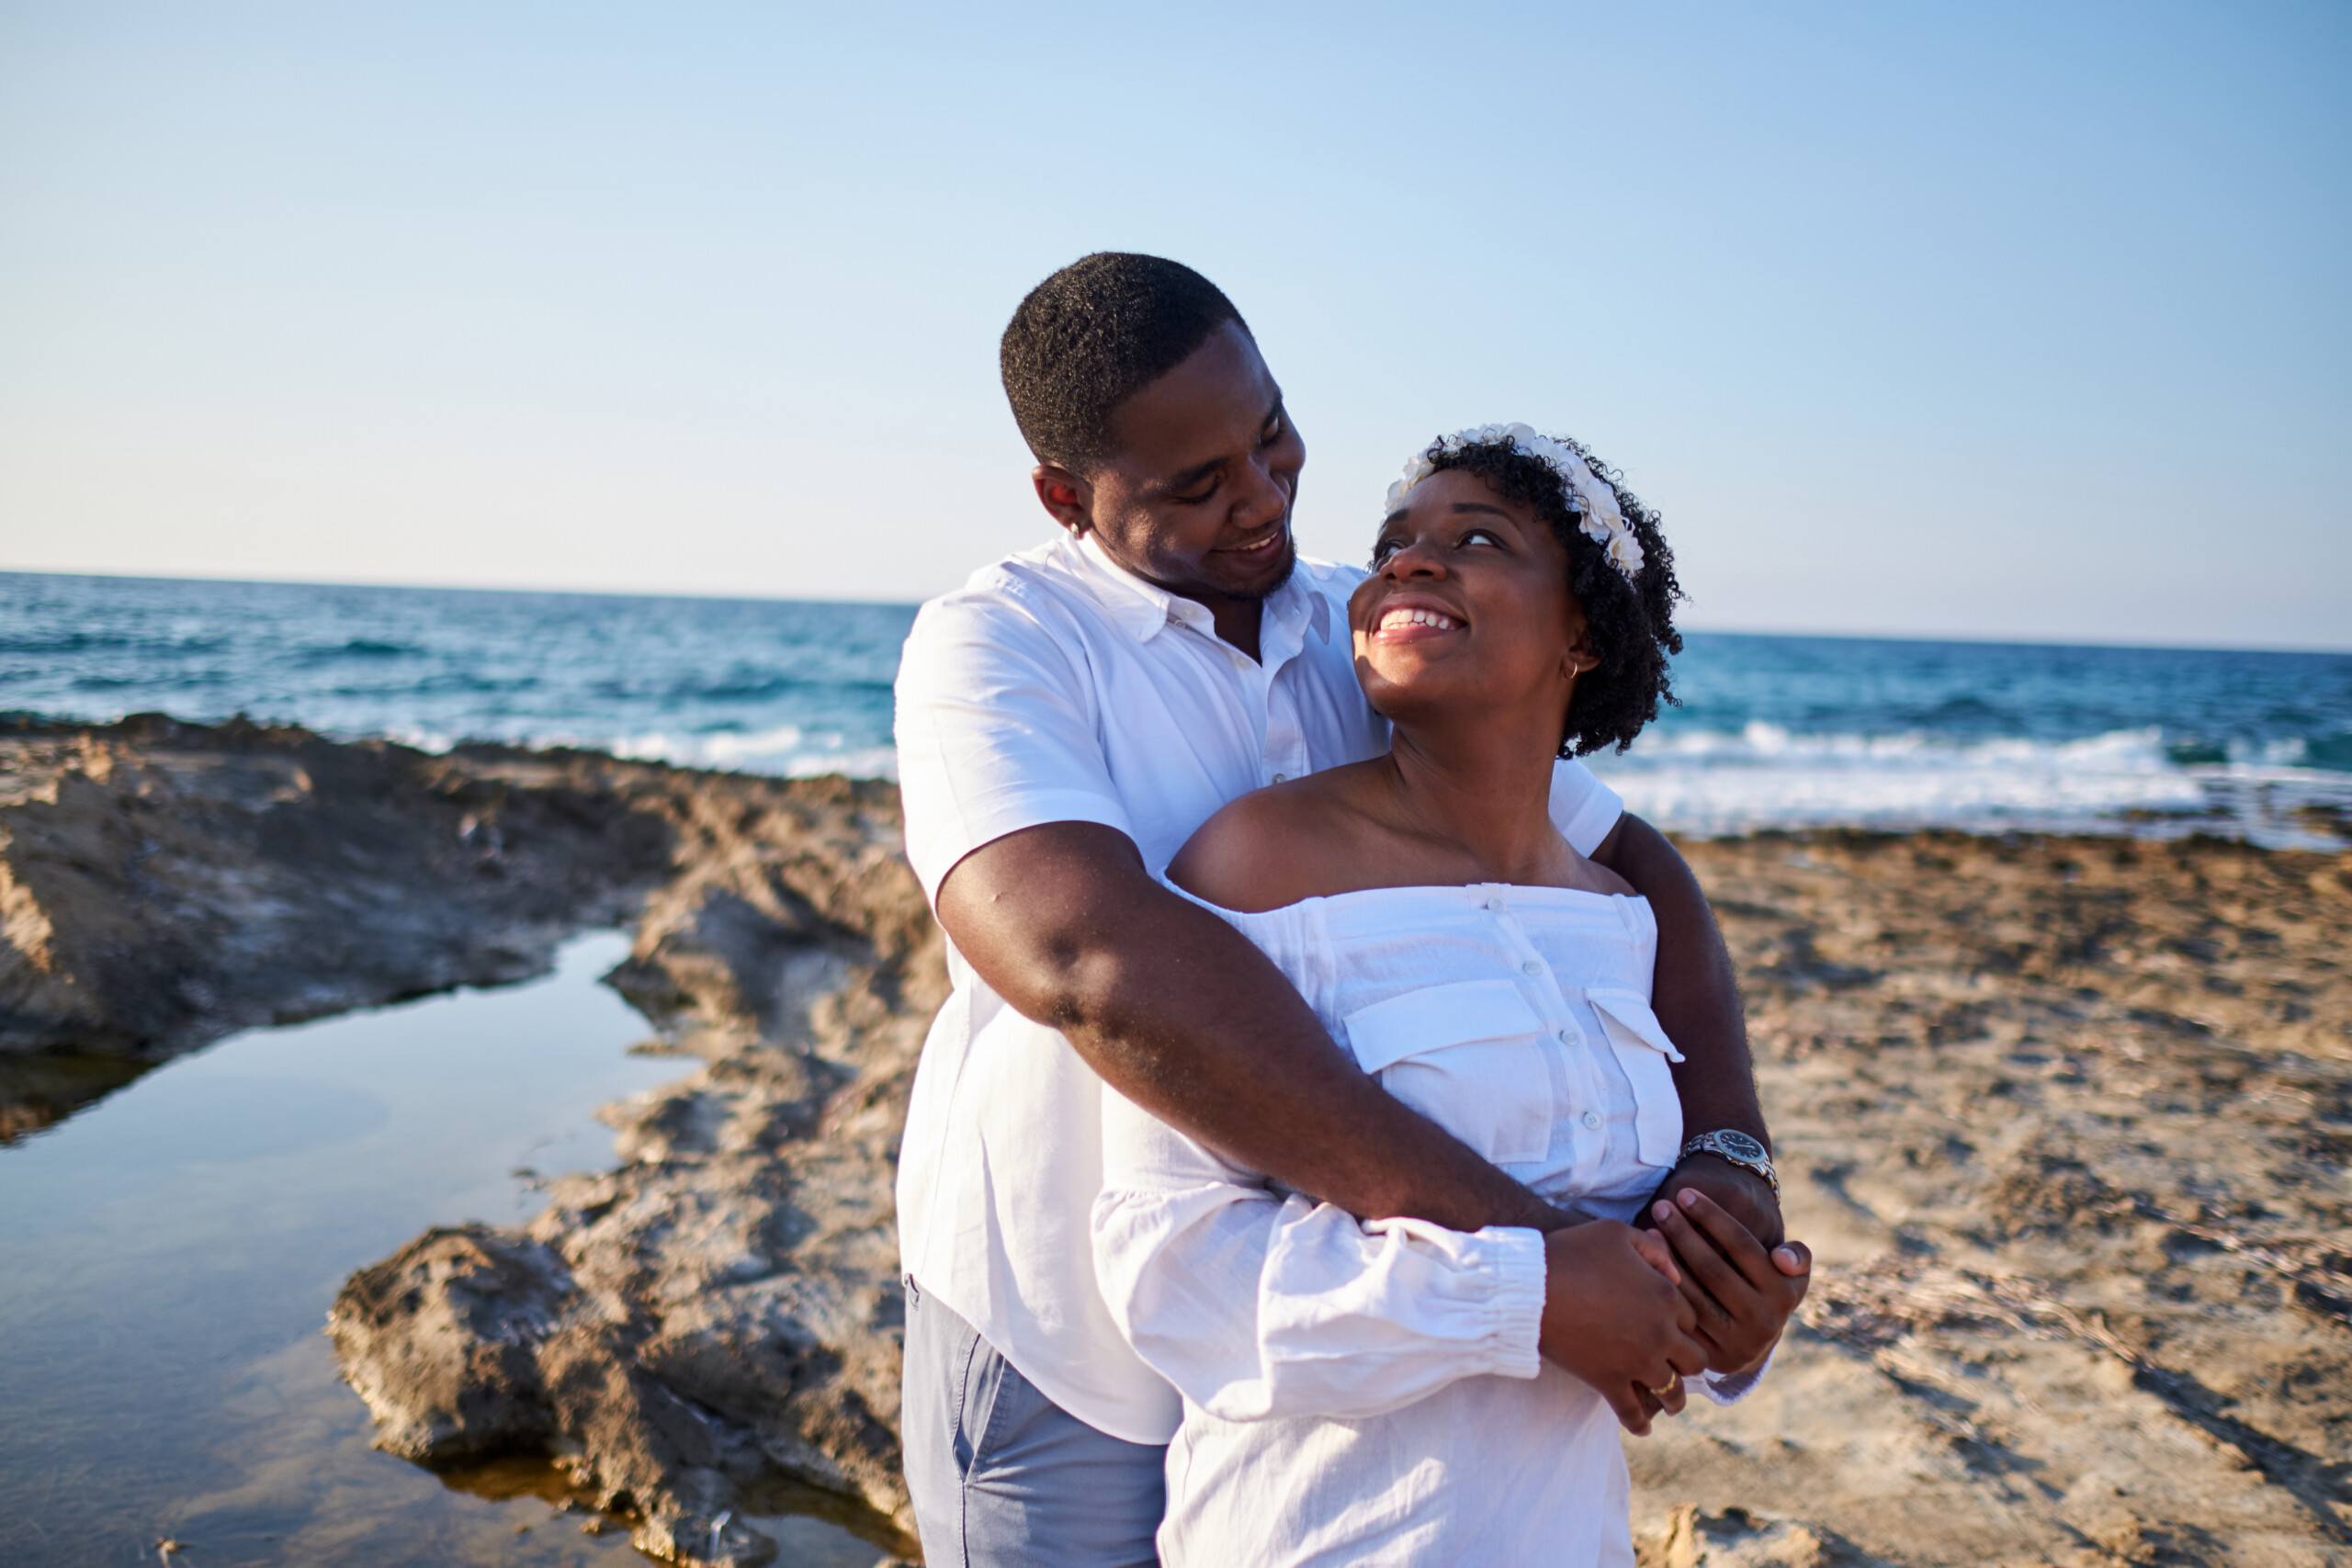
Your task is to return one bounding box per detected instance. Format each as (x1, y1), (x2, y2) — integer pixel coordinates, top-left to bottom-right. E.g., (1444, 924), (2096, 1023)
(1380, 608), (1460, 631)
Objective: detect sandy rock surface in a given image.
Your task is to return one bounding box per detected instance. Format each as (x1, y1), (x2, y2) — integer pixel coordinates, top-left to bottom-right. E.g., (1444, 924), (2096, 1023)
(7, 719), (2348, 1565)
(1633, 832), (2352, 1568)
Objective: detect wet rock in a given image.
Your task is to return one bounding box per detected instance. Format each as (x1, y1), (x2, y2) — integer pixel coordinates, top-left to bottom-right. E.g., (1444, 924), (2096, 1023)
(327, 1225), (571, 1463)
(0, 714), (670, 1056)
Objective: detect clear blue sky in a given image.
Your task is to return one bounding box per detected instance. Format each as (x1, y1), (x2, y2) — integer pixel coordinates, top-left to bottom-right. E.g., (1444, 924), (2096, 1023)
(3, 2), (2346, 647)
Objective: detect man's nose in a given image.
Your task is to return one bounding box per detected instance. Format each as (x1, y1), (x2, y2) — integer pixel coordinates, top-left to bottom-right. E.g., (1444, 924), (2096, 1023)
(1234, 454), (1289, 526)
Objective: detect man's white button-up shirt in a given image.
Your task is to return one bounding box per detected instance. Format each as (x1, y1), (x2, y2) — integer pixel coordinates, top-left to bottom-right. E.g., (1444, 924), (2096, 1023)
(891, 530), (1624, 1444)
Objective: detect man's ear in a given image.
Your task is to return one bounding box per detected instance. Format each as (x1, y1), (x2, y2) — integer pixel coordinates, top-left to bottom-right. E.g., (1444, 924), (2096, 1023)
(1032, 465), (1095, 536)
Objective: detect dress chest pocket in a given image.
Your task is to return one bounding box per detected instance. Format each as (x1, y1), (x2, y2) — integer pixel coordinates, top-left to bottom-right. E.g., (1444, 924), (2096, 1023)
(1583, 987), (1686, 1168)
(1340, 980), (1552, 1167)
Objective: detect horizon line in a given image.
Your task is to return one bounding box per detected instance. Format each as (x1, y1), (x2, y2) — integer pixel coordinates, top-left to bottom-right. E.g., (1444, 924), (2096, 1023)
(6, 563), (2348, 660)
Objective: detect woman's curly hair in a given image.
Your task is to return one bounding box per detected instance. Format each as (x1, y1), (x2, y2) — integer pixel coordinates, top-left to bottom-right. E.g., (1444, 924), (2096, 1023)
(1416, 434), (1683, 757)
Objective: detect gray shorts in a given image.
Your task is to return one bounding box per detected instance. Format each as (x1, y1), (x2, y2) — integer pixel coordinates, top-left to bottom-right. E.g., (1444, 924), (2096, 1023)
(900, 1274), (1165, 1567)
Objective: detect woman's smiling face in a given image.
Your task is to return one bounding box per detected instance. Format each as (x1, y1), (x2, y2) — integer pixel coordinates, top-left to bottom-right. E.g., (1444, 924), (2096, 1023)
(1350, 467), (1598, 738)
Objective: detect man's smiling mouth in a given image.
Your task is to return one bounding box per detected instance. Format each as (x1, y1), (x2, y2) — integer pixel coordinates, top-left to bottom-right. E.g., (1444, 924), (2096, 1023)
(1216, 527), (1285, 558)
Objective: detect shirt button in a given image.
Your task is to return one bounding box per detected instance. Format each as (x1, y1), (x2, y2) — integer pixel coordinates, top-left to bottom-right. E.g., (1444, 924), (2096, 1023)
(1272, 773), (1287, 784)
(1582, 1110), (1603, 1131)
(1486, 897), (1506, 913)
(1557, 1028), (1574, 1044)
(1521, 961), (1543, 976)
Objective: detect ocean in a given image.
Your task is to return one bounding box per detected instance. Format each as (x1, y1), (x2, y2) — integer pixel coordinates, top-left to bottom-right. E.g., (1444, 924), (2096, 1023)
(7, 570), (2349, 849)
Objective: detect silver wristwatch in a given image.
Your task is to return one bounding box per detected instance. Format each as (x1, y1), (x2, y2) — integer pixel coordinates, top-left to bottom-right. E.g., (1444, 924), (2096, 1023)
(1680, 1130), (1779, 1198)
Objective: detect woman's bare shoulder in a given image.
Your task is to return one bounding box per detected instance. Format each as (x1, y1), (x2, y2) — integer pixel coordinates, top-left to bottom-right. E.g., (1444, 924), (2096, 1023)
(1168, 766), (1381, 914)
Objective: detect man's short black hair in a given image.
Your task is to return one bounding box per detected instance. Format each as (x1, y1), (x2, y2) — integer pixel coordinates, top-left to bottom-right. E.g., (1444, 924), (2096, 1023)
(1001, 253), (1248, 475)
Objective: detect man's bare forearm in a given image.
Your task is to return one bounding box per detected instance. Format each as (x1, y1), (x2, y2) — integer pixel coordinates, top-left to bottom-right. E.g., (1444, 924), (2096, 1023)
(1589, 815), (1768, 1147)
(937, 821), (1563, 1234)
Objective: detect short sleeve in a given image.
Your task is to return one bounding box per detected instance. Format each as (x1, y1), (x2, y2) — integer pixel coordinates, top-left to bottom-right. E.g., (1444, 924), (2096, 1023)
(1548, 759), (1624, 856)
(894, 586), (1136, 905)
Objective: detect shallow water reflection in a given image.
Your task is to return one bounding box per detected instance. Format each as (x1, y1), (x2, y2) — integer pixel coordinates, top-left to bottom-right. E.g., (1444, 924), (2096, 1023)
(0, 933), (882, 1566)
(0, 1050), (153, 1143)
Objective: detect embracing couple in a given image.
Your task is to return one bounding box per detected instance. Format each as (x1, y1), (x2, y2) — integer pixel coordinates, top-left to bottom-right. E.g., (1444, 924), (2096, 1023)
(892, 254), (1812, 1567)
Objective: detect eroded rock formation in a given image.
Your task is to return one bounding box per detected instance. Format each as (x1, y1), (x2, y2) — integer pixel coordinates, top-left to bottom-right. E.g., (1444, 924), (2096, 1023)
(0, 714), (673, 1063)
(319, 745), (943, 1563)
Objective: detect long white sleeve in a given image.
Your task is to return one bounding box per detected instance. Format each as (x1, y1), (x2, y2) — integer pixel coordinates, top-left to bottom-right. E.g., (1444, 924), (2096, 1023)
(1091, 1083), (1546, 1425)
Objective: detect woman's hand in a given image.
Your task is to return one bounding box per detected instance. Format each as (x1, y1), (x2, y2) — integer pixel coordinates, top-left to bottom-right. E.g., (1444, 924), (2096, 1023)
(1536, 1221), (1712, 1436)
(1648, 1187), (1812, 1375)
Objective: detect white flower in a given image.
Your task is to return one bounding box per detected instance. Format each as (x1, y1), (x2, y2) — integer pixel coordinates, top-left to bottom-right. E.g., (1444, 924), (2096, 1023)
(1385, 423), (1644, 582)
(1607, 529), (1645, 576)
(1385, 450), (1439, 514)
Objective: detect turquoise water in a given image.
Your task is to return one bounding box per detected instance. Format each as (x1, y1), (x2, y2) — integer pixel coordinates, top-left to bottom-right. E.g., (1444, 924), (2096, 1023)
(6, 569), (2350, 844)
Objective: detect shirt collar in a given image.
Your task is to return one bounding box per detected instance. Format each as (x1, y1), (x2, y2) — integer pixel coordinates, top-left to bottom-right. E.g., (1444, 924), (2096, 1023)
(1069, 530), (1331, 650)
(1068, 531), (1182, 642)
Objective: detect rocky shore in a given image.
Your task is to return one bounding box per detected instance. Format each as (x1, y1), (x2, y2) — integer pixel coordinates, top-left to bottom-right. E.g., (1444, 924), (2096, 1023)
(4, 716), (2346, 1566)
(1, 716), (941, 1562)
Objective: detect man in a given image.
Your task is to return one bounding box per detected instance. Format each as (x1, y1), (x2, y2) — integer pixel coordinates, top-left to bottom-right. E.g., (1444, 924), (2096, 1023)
(894, 253), (1795, 1565)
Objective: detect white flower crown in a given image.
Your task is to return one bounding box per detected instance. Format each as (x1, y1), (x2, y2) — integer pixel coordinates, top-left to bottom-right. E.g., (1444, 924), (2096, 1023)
(1385, 422), (1645, 581)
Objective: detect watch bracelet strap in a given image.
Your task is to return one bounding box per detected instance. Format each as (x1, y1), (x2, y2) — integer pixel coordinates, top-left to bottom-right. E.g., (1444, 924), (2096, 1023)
(1681, 1131), (1780, 1196)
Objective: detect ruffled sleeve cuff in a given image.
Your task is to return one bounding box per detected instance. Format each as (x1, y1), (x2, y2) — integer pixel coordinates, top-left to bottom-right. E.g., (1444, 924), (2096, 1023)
(1696, 1342), (1776, 1404)
(1479, 1224), (1548, 1382)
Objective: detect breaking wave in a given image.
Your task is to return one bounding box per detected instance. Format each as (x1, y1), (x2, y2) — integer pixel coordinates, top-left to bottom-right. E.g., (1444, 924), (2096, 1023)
(1590, 724), (2352, 849)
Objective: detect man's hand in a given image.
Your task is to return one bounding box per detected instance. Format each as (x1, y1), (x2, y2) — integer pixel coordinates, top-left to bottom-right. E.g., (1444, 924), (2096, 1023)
(1537, 1221), (1711, 1437)
(1647, 1187), (1811, 1376)
(1645, 1153), (1784, 1250)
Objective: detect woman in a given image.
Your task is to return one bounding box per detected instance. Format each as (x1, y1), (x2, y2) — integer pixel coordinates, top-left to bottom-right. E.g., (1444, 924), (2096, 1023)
(1091, 425), (1809, 1565)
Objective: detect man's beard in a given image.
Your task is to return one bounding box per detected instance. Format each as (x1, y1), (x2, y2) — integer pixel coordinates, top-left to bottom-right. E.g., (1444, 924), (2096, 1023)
(1215, 534), (1298, 602)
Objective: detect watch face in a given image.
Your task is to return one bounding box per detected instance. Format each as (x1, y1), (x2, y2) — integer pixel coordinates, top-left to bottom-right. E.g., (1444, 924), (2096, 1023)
(1715, 1130), (1767, 1162)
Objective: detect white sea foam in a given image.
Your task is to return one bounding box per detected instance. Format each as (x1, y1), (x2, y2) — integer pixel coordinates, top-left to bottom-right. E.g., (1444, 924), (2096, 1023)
(1590, 725), (2352, 848)
(378, 717), (2346, 846)
(378, 721), (899, 780)
(609, 725), (900, 780)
